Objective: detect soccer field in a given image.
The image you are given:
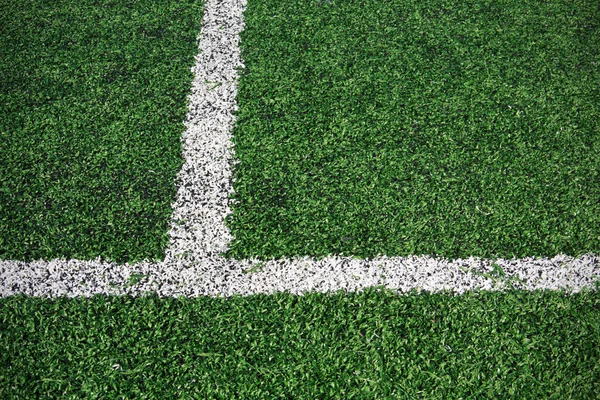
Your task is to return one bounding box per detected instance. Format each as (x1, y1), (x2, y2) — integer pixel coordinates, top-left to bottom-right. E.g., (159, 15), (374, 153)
(1, 0), (599, 297)
(1, 0), (599, 397)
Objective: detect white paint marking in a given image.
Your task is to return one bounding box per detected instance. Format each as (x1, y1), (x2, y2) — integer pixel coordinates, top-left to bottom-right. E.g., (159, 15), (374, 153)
(1, 0), (598, 298)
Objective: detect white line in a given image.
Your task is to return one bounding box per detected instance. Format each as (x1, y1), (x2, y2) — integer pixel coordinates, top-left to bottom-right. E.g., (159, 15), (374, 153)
(1, 0), (599, 298)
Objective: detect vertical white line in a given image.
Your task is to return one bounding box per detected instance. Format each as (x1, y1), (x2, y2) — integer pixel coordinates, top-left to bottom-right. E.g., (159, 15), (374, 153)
(165, 0), (247, 262)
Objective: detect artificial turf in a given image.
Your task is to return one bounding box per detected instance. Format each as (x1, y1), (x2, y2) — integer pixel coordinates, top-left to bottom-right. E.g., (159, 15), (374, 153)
(224, 0), (600, 262)
(0, 0), (204, 263)
(1, 1), (599, 398)
(1, 289), (599, 398)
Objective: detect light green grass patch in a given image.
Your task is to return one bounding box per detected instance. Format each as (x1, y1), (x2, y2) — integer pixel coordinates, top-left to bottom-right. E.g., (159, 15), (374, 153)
(0, 0), (205, 263)
(1, 289), (599, 398)
(225, 0), (600, 262)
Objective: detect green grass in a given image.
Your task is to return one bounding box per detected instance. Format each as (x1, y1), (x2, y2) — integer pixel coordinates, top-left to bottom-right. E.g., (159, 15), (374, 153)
(224, 0), (600, 262)
(1, 1), (599, 397)
(1, 289), (599, 398)
(0, 0), (205, 263)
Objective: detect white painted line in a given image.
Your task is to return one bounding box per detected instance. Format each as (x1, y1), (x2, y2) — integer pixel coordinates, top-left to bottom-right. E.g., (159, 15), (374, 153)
(1, 0), (598, 298)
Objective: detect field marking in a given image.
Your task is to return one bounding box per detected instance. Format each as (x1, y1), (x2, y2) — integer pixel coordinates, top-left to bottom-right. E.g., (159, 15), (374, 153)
(1, 0), (599, 298)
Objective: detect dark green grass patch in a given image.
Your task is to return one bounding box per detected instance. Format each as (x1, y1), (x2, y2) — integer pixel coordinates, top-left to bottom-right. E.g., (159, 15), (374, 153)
(1, 289), (599, 398)
(0, 0), (204, 263)
(225, 0), (600, 261)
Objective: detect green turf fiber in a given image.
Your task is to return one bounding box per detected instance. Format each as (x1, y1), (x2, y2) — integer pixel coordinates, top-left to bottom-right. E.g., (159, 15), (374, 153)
(224, 0), (600, 262)
(0, 0), (204, 263)
(1, 289), (599, 398)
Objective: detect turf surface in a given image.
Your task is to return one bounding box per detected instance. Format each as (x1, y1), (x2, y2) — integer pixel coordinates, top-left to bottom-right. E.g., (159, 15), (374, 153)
(1, 0), (599, 397)
(224, 0), (600, 262)
(2, 289), (599, 398)
(0, 0), (204, 263)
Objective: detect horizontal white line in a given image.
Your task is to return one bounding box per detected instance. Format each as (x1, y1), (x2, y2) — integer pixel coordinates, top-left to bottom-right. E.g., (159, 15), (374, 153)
(1, 0), (598, 298)
(1, 253), (600, 298)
